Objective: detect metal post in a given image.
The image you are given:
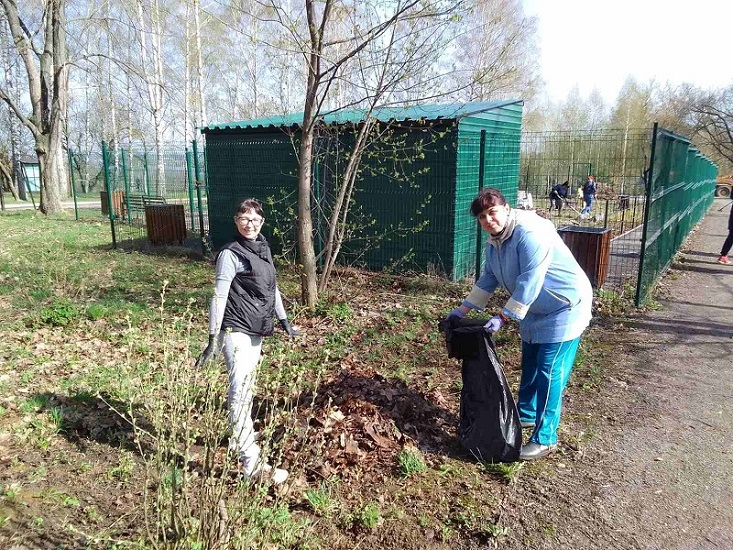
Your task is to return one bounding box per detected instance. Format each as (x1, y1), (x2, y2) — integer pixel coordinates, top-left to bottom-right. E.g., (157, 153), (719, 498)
(603, 199), (610, 229)
(122, 149), (132, 225)
(68, 149), (79, 220)
(475, 130), (487, 280)
(102, 141), (117, 248)
(635, 123), (657, 306)
(185, 148), (196, 231)
(192, 140), (207, 254)
(143, 151), (151, 195)
(620, 200), (626, 235)
(314, 154), (323, 270)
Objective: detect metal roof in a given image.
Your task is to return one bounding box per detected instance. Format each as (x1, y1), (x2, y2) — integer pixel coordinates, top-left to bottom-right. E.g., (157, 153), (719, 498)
(202, 100), (523, 133)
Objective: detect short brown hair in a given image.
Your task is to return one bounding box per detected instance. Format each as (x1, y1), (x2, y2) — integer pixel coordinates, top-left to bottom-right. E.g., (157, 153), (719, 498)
(470, 188), (507, 217)
(235, 198), (264, 218)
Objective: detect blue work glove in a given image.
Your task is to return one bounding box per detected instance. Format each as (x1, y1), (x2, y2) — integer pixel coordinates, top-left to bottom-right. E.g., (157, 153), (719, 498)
(446, 307), (465, 320)
(483, 315), (505, 334)
(279, 318), (301, 338)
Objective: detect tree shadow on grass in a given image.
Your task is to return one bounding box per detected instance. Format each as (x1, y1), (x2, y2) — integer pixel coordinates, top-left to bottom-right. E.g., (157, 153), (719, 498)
(34, 390), (151, 454)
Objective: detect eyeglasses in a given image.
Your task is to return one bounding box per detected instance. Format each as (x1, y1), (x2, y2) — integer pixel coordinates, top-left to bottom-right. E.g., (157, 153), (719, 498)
(236, 216), (263, 227)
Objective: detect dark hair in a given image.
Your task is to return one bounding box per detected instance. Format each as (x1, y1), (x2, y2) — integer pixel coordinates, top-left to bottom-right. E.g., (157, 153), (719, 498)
(562, 180), (569, 186)
(470, 188), (507, 217)
(235, 198), (264, 218)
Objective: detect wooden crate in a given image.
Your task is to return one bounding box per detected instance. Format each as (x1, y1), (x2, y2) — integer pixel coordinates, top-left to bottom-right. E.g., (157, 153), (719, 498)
(145, 204), (187, 245)
(557, 226), (612, 288)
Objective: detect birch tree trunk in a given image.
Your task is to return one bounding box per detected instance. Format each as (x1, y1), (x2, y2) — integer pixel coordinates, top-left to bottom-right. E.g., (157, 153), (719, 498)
(136, 0), (167, 194)
(193, 0), (206, 127)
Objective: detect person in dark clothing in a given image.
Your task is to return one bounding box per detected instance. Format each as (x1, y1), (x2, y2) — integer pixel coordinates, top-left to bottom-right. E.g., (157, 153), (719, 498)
(580, 175), (597, 217)
(718, 203), (733, 265)
(195, 198), (299, 484)
(549, 181), (570, 212)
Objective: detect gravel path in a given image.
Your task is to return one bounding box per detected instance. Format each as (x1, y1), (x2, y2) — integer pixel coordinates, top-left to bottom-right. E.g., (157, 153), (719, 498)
(603, 200), (733, 549)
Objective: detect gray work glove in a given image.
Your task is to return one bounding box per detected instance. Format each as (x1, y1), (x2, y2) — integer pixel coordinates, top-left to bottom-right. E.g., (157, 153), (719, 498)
(195, 334), (220, 367)
(278, 318), (300, 338)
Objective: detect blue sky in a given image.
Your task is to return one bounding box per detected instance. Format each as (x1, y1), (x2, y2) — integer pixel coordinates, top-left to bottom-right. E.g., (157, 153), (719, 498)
(521, 0), (733, 102)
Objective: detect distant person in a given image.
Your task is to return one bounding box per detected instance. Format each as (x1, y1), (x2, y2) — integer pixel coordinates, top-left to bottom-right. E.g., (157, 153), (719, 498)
(580, 175), (597, 218)
(549, 181), (570, 213)
(445, 188), (593, 461)
(718, 203), (733, 265)
(195, 198), (300, 484)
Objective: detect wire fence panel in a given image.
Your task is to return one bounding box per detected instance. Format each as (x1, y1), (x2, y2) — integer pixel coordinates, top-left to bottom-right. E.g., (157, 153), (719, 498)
(635, 127), (717, 305)
(519, 129), (654, 295)
(89, 142), (209, 253)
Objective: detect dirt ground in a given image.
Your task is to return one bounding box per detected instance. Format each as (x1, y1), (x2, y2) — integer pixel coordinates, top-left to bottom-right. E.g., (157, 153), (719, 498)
(495, 201), (733, 550)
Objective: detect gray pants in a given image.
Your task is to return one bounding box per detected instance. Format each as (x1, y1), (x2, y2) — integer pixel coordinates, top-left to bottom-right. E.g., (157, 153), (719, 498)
(219, 331), (262, 474)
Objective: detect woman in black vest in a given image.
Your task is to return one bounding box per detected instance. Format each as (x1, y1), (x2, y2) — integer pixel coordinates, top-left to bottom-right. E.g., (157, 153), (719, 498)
(196, 198), (298, 484)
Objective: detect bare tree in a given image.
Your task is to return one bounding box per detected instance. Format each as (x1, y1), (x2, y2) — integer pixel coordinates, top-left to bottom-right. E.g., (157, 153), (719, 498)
(453, 0), (540, 102)
(0, 0), (69, 214)
(686, 85), (733, 173)
(134, 0), (167, 193)
(266, 0), (467, 306)
(0, 10), (21, 199)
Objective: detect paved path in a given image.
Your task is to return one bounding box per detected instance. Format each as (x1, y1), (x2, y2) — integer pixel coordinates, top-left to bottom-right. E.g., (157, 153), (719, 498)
(601, 200), (733, 549)
(607, 225), (643, 291)
(0, 200), (99, 211)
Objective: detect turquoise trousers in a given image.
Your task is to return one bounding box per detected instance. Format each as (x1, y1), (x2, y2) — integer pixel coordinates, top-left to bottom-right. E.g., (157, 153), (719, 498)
(518, 337), (581, 446)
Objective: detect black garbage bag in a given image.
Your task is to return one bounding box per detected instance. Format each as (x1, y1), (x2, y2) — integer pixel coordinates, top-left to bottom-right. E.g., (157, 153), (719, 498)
(438, 317), (521, 463)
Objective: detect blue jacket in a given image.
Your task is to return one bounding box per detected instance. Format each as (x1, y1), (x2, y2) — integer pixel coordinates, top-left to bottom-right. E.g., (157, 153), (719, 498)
(465, 210), (593, 344)
(550, 184), (569, 199)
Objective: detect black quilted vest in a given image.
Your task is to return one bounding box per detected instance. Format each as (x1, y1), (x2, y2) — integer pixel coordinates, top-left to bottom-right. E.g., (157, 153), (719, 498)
(220, 234), (276, 336)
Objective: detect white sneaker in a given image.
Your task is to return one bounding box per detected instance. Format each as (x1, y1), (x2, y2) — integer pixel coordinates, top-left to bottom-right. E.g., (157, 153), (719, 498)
(247, 463), (289, 485)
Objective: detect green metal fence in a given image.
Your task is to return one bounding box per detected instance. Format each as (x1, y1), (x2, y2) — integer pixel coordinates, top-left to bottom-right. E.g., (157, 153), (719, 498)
(81, 142), (209, 252)
(635, 124), (717, 305)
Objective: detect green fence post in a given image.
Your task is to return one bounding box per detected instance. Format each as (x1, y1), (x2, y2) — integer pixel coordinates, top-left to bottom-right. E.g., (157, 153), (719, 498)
(102, 141), (117, 248)
(122, 149), (132, 225)
(144, 151), (151, 195)
(185, 148), (196, 232)
(635, 123), (657, 307)
(475, 130), (487, 280)
(192, 140), (207, 254)
(314, 155), (323, 270)
(68, 149), (79, 220)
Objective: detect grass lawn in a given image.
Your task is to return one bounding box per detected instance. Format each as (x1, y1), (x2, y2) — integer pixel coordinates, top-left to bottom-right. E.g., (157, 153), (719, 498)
(0, 209), (621, 549)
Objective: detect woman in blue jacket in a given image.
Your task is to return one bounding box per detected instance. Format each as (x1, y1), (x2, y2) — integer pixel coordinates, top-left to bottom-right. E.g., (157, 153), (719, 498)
(448, 188), (593, 460)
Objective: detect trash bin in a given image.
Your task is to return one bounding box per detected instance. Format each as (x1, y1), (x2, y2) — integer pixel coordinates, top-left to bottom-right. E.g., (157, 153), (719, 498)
(145, 204), (187, 245)
(557, 226), (612, 288)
